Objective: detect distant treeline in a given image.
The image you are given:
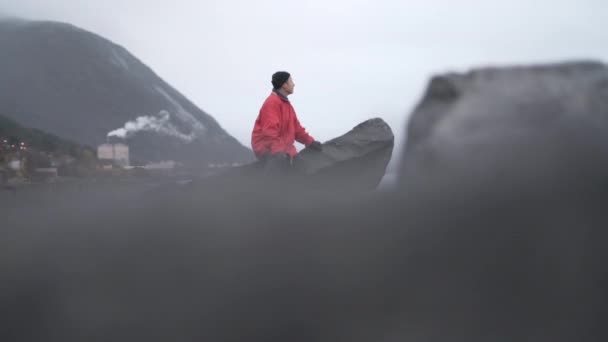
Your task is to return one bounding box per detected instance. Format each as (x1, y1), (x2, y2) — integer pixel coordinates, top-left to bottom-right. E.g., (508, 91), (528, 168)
(0, 114), (94, 157)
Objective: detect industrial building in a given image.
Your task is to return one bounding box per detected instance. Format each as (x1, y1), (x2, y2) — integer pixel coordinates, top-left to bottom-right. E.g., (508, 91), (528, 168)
(97, 143), (130, 167)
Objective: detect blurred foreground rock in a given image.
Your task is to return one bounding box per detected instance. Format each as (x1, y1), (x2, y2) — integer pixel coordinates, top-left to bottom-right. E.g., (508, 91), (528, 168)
(400, 61), (608, 196)
(2, 62), (608, 342)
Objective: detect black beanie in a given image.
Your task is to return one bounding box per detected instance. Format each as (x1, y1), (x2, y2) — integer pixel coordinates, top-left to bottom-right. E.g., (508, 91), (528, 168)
(271, 71), (290, 89)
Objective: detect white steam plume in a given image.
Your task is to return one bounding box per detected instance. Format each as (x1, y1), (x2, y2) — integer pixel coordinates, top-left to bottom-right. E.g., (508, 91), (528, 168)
(107, 110), (197, 142)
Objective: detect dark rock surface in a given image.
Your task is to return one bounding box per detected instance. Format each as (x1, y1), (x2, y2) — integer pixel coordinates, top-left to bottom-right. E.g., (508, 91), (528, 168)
(293, 117), (394, 191)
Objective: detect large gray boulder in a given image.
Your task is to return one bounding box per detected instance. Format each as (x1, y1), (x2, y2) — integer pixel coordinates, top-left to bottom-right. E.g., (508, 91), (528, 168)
(293, 118), (394, 191)
(399, 61), (608, 195)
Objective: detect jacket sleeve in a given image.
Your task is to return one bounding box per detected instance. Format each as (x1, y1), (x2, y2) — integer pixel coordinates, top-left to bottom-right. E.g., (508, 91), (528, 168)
(294, 114), (315, 146)
(259, 102), (284, 154)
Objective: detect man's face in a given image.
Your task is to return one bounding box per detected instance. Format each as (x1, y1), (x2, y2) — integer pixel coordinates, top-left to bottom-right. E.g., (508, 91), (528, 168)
(282, 77), (295, 95)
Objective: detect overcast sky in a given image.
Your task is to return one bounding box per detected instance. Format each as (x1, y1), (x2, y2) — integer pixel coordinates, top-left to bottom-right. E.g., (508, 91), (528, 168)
(2, 0), (608, 155)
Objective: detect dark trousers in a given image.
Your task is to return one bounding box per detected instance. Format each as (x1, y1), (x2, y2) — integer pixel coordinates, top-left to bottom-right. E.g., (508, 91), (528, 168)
(262, 153), (293, 177)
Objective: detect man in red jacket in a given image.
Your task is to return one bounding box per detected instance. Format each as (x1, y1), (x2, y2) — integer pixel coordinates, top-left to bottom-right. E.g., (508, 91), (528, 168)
(251, 71), (322, 174)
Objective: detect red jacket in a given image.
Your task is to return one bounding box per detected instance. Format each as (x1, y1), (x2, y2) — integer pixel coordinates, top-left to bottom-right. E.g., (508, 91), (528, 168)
(251, 92), (315, 159)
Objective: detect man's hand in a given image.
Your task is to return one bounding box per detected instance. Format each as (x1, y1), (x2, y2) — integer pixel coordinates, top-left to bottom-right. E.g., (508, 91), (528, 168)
(309, 140), (323, 151)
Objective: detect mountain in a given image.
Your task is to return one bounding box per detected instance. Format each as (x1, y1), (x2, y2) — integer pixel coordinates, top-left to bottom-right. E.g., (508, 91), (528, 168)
(0, 18), (253, 167)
